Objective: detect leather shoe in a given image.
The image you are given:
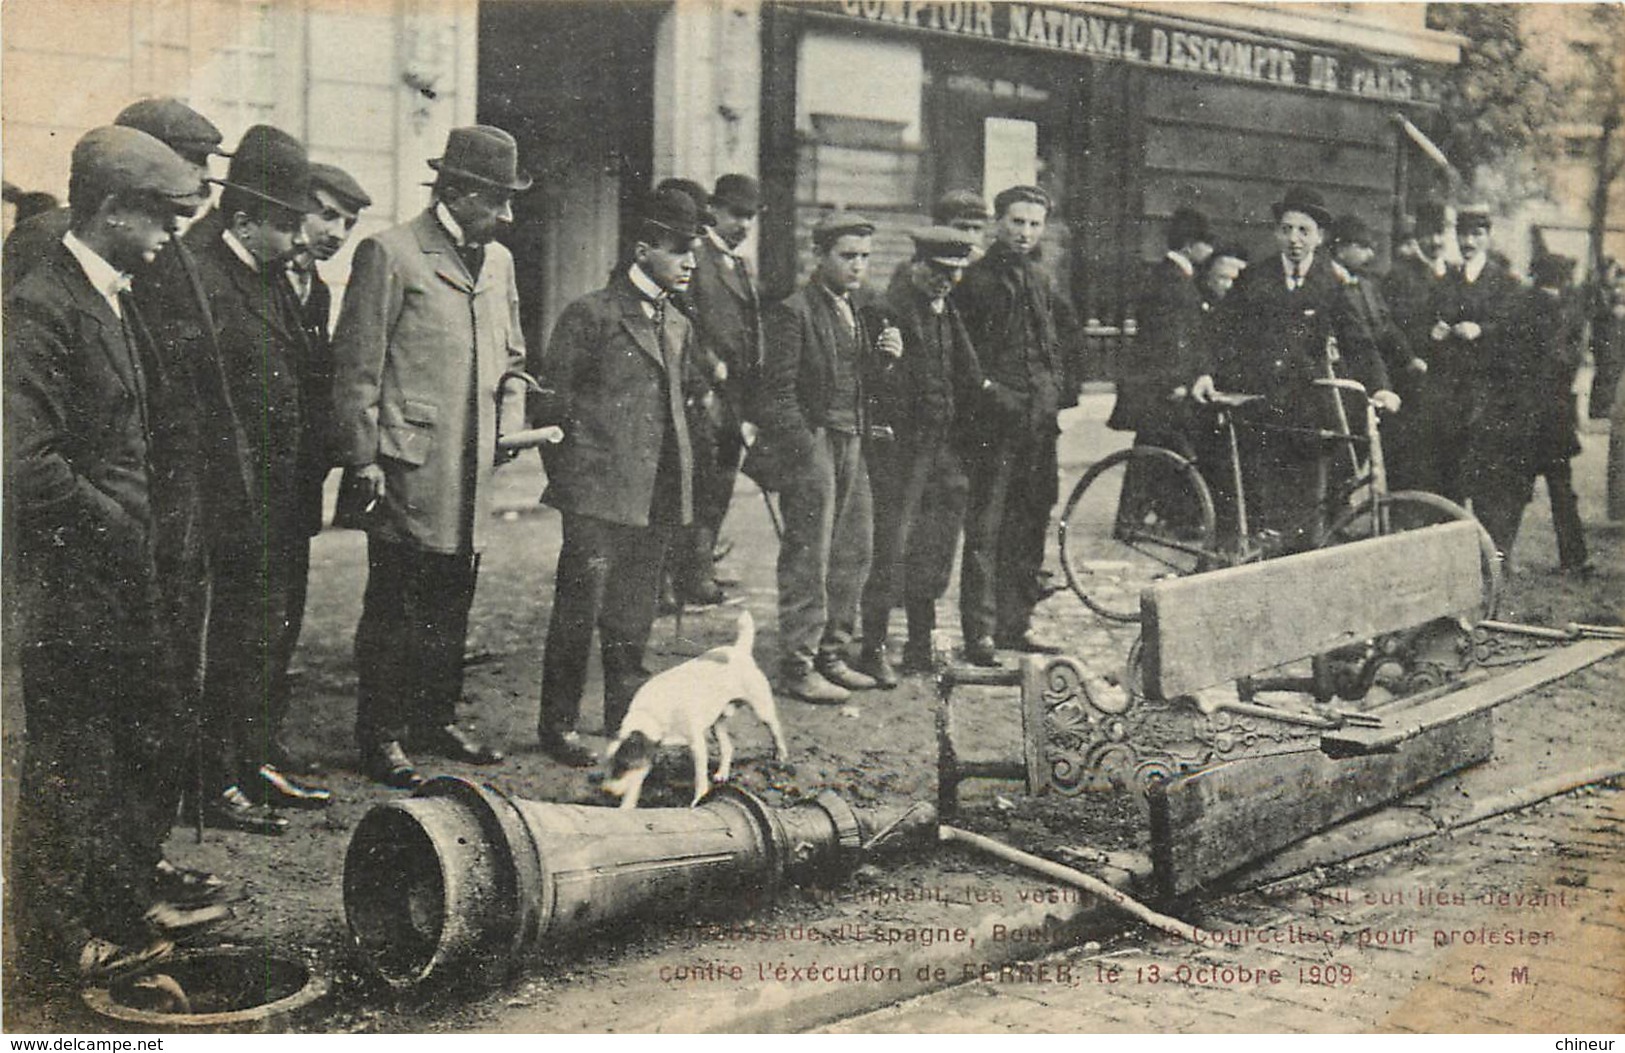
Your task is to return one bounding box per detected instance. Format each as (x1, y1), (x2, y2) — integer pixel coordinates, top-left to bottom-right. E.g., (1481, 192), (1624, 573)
(994, 630), (1063, 655)
(852, 648), (899, 689)
(815, 655), (877, 691)
(364, 740), (427, 789)
(202, 786), (289, 835)
(964, 636), (1000, 667)
(538, 729), (597, 767)
(252, 765), (333, 809)
(779, 667), (850, 704)
(78, 936), (173, 984)
(144, 901), (231, 943)
(267, 738), (325, 776)
(413, 724), (504, 765)
(899, 639), (936, 675)
(676, 579), (725, 606)
(152, 860), (225, 909)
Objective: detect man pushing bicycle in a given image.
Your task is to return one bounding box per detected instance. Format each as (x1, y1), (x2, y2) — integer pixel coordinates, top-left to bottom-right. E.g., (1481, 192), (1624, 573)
(1193, 186), (1399, 552)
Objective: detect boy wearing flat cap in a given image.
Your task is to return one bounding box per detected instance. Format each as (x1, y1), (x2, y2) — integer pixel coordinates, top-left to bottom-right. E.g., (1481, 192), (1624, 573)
(857, 226), (984, 684)
(750, 210), (902, 702)
(532, 187), (702, 763)
(334, 126), (529, 786)
(6, 126), (213, 984)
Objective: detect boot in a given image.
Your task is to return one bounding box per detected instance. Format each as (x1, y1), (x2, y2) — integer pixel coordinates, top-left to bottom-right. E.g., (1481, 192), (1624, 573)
(675, 525), (724, 606)
(852, 645), (899, 689)
(901, 598), (937, 674)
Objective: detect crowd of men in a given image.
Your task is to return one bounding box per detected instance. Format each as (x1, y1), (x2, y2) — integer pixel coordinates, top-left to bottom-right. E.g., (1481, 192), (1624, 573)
(1, 97), (1601, 989)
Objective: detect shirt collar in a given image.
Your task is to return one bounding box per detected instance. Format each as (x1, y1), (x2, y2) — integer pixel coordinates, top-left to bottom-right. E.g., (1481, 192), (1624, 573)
(817, 278), (852, 304)
(1463, 253), (1487, 283)
(1165, 251), (1194, 278)
(435, 201), (467, 248)
(628, 264), (666, 303)
(706, 228), (738, 257)
(61, 231), (131, 317)
(222, 229), (260, 273)
(1282, 253), (1314, 280)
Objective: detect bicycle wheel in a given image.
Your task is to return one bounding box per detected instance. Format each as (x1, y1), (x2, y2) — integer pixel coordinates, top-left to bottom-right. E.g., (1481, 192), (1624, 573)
(1323, 489), (1501, 619)
(1059, 446), (1217, 622)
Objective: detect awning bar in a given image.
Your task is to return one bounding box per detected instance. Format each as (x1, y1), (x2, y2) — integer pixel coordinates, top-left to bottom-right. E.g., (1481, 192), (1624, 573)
(1392, 112), (1460, 186)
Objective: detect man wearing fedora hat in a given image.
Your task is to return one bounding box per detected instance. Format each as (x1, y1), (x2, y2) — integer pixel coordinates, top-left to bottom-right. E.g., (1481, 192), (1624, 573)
(6, 125), (219, 982)
(333, 126), (530, 787)
(671, 173), (765, 607)
(1196, 185), (1395, 549)
(531, 187), (702, 763)
(183, 124), (336, 831)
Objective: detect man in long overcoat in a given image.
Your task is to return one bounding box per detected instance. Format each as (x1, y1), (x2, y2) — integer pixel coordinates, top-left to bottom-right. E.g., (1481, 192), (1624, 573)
(332, 126), (528, 787)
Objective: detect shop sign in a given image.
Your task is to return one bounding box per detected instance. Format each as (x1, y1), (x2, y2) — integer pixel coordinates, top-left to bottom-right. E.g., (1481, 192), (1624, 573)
(819, 1), (1444, 105)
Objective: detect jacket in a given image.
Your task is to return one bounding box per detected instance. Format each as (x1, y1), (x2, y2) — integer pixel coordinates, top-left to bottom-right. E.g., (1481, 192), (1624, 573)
(331, 209), (527, 554)
(531, 272), (696, 527)
(4, 243), (158, 646)
(1108, 254), (1206, 434)
(688, 236), (763, 425)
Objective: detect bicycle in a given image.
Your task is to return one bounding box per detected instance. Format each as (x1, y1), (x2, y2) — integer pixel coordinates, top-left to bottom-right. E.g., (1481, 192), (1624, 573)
(1058, 378), (1500, 626)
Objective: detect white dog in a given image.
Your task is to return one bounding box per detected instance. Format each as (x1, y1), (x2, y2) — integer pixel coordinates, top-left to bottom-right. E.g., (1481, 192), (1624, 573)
(601, 610), (788, 808)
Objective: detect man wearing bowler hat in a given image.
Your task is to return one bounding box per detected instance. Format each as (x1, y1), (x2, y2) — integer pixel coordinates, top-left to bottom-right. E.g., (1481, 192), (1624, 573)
(185, 125), (334, 832)
(333, 126), (529, 787)
(6, 126), (218, 983)
(672, 173), (765, 607)
(530, 188), (702, 763)
(1195, 186), (1395, 549)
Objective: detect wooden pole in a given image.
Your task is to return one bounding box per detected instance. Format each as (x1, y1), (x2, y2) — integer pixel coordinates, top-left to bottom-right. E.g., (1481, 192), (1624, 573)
(938, 824), (1208, 944)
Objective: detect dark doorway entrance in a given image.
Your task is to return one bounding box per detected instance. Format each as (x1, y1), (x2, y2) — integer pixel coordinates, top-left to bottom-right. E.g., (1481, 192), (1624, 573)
(480, 0), (663, 350)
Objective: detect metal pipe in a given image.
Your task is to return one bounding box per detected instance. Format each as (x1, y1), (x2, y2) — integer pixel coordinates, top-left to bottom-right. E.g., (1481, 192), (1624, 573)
(343, 777), (935, 988)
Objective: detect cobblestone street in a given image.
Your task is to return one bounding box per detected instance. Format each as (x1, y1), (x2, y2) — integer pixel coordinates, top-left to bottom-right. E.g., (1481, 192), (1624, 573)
(826, 786), (1625, 1033)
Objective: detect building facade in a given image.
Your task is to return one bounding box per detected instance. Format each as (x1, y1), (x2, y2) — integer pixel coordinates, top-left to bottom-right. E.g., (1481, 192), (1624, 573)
(4, 0), (1463, 358)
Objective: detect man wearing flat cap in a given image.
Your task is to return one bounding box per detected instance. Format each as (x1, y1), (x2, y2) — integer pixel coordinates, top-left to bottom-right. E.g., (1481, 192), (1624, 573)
(933, 190), (991, 263)
(1428, 205), (1521, 512)
(1107, 206), (1214, 537)
(671, 173), (765, 607)
(1329, 213), (1416, 387)
(531, 187), (702, 764)
(954, 184), (1079, 666)
(856, 226), (984, 684)
(274, 162), (372, 777)
(1196, 186), (1395, 549)
(333, 126), (529, 787)
(5, 126), (217, 984)
(3, 96), (223, 295)
(749, 211), (902, 702)
(177, 125), (337, 832)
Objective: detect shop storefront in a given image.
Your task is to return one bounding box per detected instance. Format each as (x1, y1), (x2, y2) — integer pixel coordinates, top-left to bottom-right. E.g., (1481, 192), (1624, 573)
(759, 1), (1461, 365)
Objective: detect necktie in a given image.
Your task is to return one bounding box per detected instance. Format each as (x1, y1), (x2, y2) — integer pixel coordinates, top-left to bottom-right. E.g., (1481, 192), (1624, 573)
(834, 293), (855, 336)
(289, 265), (313, 305)
(458, 243), (485, 282)
(1288, 265), (1300, 291)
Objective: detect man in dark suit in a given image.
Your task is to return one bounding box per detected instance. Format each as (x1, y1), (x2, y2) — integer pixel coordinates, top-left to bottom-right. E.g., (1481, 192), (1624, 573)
(531, 189), (702, 764)
(5, 126), (217, 984)
(1427, 206), (1522, 509)
(333, 126), (529, 787)
(1107, 206), (1214, 534)
(954, 185), (1076, 666)
(275, 162), (371, 775)
(188, 126), (333, 830)
(1196, 186), (1396, 550)
(1381, 201), (1450, 494)
(749, 212), (901, 702)
(1470, 254), (1590, 572)
(670, 174), (763, 605)
(856, 226), (982, 684)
